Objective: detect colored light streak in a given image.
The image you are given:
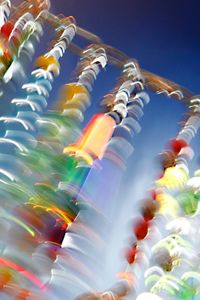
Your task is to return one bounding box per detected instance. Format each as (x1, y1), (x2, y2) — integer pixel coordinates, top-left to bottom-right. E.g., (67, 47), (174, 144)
(0, 257), (47, 291)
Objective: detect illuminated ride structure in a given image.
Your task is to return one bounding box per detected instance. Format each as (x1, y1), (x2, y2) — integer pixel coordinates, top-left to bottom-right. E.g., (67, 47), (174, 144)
(0, 0), (199, 299)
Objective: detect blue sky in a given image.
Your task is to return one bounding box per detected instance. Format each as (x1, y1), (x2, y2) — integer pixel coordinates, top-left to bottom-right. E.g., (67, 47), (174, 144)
(48, 0), (200, 289)
(49, 0), (200, 205)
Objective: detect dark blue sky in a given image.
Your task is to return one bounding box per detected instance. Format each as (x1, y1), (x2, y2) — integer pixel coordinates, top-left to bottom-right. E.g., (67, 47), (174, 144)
(49, 0), (200, 175)
(49, 0), (200, 217)
(51, 0), (200, 91)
